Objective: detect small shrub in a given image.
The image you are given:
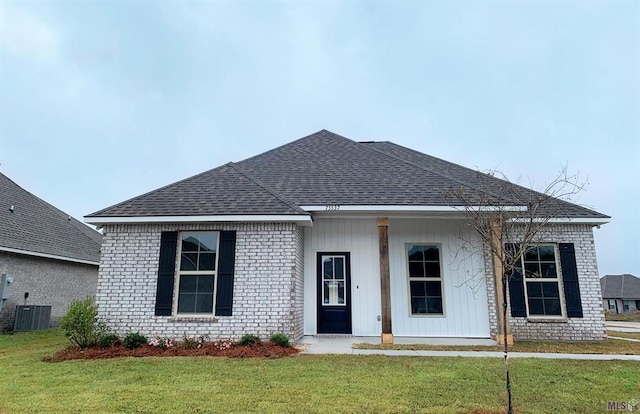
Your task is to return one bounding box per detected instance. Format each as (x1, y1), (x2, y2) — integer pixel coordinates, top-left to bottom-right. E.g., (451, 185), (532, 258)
(60, 297), (99, 349)
(269, 333), (290, 347)
(98, 333), (120, 348)
(239, 334), (261, 346)
(183, 335), (208, 350)
(149, 337), (175, 350)
(213, 338), (233, 350)
(123, 332), (148, 349)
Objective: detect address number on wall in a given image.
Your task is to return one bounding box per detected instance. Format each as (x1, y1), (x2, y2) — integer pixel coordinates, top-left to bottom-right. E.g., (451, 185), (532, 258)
(325, 205), (341, 211)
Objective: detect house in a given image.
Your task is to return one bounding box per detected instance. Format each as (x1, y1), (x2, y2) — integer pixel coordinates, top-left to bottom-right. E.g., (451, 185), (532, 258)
(0, 173), (102, 331)
(85, 130), (609, 343)
(600, 274), (640, 313)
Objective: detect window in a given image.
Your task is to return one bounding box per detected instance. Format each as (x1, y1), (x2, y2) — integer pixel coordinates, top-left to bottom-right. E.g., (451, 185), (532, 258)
(607, 300), (617, 311)
(407, 244), (443, 315)
(322, 255), (346, 306)
(623, 300), (631, 312)
(175, 231), (219, 314)
(521, 245), (563, 317)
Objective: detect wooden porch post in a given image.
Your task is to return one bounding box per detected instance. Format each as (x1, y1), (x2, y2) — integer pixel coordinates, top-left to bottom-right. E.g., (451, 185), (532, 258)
(491, 218), (513, 345)
(378, 217), (393, 344)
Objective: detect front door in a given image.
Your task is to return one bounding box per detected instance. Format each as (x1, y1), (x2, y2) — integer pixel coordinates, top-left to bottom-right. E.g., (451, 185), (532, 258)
(317, 252), (352, 334)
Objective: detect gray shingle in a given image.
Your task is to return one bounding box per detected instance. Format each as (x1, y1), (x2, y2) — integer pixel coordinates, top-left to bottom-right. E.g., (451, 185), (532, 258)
(86, 163), (308, 217)
(0, 173), (102, 263)
(601, 274), (640, 299)
(88, 129), (609, 220)
(365, 141), (609, 219)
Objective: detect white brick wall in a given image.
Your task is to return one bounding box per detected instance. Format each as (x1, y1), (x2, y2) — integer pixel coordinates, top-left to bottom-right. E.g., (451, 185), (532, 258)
(97, 222), (305, 341)
(483, 224), (606, 341)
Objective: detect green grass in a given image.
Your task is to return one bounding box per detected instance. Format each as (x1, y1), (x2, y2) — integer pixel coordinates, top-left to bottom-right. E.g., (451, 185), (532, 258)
(605, 310), (640, 322)
(1, 330), (639, 414)
(353, 338), (640, 354)
(608, 330), (640, 341)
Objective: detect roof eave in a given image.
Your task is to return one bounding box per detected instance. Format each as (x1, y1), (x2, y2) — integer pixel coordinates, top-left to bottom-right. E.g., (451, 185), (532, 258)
(508, 217), (611, 225)
(300, 205), (528, 212)
(0, 246), (99, 266)
(84, 214), (314, 226)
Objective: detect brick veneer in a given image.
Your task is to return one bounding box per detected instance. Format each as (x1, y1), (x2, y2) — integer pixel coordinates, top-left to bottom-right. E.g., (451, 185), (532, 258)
(0, 252), (98, 331)
(483, 224), (606, 341)
(97, 222), (304, 341)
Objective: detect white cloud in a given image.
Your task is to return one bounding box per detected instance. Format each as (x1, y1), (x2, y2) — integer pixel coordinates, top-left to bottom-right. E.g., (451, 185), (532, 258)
(0, 2), (60, 63)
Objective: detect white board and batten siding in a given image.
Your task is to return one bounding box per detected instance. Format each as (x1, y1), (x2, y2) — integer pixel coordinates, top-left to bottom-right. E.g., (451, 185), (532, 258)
(304, 218), (381, 336)
(304, 217), (491, 338)
(389, 219), (491, 338)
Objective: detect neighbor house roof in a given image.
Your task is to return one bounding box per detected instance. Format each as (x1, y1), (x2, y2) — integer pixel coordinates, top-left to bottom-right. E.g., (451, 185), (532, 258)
(86, 130), (609, 223)
(0, 173), (102, 265)
(600, 274), (640, 300)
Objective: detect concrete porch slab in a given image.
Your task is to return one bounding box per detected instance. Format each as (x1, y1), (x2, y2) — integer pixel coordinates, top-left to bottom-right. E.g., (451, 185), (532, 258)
(299, 335), (496, 355)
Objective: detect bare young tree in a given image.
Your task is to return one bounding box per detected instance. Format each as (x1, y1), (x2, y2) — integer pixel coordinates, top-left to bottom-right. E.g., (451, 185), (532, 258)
(446, 165), (587, 414)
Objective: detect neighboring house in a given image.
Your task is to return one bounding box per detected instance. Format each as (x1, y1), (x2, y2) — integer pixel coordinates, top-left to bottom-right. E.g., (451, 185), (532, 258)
(86, 130), (609, 343)
(600, 274), (640, 313)
(0, 173), (102, 331)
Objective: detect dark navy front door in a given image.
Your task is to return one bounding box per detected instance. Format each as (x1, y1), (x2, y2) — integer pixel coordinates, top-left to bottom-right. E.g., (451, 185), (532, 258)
(317, 252), (352, 334)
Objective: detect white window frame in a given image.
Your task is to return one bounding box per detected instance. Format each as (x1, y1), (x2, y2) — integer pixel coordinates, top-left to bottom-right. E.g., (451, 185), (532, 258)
(172, 231), (221, 317)
(521, 244), (566, 319)
(606, 299), (617, 311)
(320, 254), (347, 307)
(623, 300), (631, 312)
(406, 243), (445, 317)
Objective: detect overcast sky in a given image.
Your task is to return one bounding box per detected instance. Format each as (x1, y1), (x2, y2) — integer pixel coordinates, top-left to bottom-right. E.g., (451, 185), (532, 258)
(1, 0), (638, 276)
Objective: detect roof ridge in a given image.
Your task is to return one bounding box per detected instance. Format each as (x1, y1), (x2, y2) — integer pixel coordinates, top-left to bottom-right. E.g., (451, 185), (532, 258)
(227, 162), (308, 215)
(359, 141), (511, 204)
(235, 129), (334, 165)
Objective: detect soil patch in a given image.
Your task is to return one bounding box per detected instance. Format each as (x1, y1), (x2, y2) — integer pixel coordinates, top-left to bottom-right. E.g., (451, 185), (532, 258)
(44, 342), (300, 362)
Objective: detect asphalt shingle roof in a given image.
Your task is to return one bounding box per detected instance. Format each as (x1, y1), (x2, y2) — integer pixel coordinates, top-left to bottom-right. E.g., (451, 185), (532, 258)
(87, 130), (609, 220)
(0, 173), (102, 263)
(87, 163), (307, 218)
(364, 141), (608, 219)
(600, 274), (640, 300)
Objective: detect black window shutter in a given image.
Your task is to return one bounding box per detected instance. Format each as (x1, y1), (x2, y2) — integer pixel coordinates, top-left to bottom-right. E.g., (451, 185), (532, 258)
(215, 231), (236, 316)
(559, 243), (583, 318)
(155, 231), (178, 316)
(505, 243), (527, 317)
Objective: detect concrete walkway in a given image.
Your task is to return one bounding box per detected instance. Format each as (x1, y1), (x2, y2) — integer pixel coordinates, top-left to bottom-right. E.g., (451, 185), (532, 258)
(299, 335), (640, 361)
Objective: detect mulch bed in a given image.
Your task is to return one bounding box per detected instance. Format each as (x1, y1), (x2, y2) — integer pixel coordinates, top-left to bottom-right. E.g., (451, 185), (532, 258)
(44, 342), (300, 362)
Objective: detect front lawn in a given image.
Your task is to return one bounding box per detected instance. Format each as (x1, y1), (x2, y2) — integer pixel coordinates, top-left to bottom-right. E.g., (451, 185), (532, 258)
(608, 330), (640, 341)
(1, 330), (639, 414)
(605, 310), (640, 322)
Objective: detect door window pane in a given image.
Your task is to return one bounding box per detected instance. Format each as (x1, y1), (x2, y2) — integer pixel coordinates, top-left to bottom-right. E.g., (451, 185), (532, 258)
(324, 281), (345, 305)
(323, 258), (333, 280)
(334, 258), (344, 280)
(322, 256), (347, 306)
